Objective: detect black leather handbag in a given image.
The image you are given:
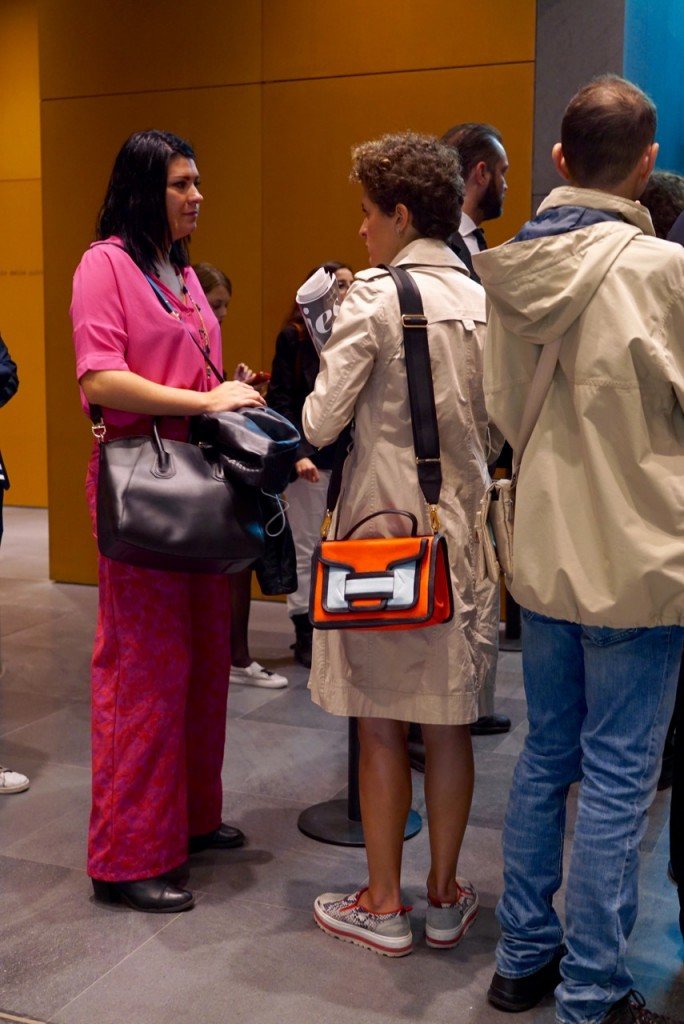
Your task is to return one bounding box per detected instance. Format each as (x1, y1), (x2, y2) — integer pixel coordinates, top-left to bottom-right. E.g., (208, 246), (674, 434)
(95, 419), (264, 574)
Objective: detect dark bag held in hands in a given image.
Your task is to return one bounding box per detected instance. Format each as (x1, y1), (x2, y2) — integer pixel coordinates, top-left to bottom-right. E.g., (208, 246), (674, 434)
(191, 407), (300, 494)
(309, 264), (454, 631)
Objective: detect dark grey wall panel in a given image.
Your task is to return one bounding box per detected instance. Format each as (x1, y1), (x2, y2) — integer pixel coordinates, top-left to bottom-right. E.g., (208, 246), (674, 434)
(533, 0), (625, 204)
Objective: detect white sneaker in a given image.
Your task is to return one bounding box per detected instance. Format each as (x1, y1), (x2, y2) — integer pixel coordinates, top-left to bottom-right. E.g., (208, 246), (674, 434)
(425, 877), (479, 948)
(0, 766), (30, 794)
(314, 887), (414, 957)
(229, 661), (288, 689)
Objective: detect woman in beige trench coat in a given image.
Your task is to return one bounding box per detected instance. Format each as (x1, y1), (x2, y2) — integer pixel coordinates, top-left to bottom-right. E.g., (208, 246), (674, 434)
(303, 132), (499, 958)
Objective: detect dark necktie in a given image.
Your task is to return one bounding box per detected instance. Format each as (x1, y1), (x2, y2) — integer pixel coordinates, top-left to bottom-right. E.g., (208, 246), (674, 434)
(472, 227), (487, 251)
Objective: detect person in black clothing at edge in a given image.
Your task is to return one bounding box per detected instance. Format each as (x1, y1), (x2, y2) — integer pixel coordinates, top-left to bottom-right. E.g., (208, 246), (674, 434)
(407, 124), (511, 769)
(640, 171), (684, 942)
(267, 262), (353, 669)
(0, 334), (28, 796)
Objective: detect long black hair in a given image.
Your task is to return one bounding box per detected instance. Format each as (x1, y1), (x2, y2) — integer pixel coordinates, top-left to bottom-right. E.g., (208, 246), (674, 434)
(97, 129), (195, 275)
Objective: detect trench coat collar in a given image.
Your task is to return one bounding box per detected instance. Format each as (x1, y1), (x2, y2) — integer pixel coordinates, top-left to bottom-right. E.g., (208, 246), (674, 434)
(392, 236), (468, 273)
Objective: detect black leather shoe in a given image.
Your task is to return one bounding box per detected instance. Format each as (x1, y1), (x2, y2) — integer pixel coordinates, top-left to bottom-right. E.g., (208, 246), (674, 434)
(92, 876), (195, 913)
(163, 860), (190, 887)
(487, 946), (565, 1012)
(470, 713), (511, 736)
(188, 822), (246, 854)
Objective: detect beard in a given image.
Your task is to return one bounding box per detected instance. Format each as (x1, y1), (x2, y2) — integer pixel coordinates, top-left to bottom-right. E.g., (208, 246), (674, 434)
(481, 176), (504, 221)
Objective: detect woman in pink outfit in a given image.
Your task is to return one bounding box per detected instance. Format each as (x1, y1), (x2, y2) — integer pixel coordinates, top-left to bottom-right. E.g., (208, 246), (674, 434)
(71, 130), (264, 913)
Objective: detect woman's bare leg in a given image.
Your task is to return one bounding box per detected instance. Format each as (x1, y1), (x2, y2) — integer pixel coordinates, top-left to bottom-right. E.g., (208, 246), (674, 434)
(357, 717), (411, 913)
(421, 723), (474, 903)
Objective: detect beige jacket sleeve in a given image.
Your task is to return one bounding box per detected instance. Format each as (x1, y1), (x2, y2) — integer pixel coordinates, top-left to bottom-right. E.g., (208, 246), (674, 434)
(302, 280), (386, 448)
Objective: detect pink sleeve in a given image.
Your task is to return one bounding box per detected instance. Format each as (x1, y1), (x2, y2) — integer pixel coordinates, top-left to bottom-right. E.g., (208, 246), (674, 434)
(71, 246), (130, 381)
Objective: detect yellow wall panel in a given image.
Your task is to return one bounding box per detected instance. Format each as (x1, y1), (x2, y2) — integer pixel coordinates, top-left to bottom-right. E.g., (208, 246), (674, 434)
(38, 0), (262, 99)
(0, 1), (46, 508)
(40, 0), (536, 584)
(42, 86), (262, 582)
(261, 62), (535, 357)
(263, 0), (535, 81)
(0, 0), (40, 180)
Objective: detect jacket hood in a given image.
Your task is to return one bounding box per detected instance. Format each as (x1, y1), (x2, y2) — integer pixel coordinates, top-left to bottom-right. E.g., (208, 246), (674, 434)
(473, 186), (653, 344)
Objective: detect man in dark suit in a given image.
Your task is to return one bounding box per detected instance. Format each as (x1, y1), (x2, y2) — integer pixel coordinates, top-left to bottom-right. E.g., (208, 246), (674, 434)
(446, 123), (512, 734)
(441, 123), (509, 284)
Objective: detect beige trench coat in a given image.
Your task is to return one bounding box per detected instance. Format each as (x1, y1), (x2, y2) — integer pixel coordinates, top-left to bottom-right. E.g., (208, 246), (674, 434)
(301, 237), (499, 724)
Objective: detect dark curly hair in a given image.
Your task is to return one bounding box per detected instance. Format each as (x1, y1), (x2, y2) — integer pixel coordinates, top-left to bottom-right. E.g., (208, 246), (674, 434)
(97, 129), (196, 275)
(350, 131), (463, 240)
(640, 171), (684, 238)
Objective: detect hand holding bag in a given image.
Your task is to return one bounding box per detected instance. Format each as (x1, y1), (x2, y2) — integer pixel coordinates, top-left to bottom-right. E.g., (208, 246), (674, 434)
(310, 264), (454, 631)
(476, 337), (562, 584)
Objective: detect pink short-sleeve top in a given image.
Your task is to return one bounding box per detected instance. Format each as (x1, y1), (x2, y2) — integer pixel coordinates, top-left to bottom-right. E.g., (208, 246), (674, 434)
(71, 238), (223, 438)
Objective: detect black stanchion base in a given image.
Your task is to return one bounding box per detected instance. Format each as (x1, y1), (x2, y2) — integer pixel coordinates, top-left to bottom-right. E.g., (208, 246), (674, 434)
(297, 799), (422, 847)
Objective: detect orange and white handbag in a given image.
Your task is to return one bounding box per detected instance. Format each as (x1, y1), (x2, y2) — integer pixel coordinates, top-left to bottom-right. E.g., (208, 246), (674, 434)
(309, 264), (454, 632)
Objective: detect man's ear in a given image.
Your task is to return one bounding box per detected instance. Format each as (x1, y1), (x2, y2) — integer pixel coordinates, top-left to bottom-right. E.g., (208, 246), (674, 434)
(552, 143), (571, 182)
(472, 159), (490, 187)
(644, 141), (659, 178)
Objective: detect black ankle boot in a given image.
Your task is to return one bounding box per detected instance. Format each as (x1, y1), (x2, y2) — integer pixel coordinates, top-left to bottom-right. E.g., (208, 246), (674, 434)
(291, 613), (313, 669)
(92, 876), (195, 913)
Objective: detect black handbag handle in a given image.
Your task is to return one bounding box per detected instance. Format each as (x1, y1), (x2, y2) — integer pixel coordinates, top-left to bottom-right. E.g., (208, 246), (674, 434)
(323, 264), (441, 535)
(341, 509), (418, 541)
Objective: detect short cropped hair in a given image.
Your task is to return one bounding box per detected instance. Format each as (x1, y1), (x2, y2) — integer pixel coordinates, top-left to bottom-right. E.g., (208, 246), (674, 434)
(193, 263), (232, 296)
(639, 171), (684, 238)
(441, 122), (504, 180)
(350, 131), (463, 240)
(561, 75), (656, 189)
(97, 129), (196, 275)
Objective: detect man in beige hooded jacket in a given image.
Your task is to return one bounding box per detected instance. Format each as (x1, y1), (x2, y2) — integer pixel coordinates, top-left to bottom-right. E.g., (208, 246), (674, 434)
(475, 76), (684, 1024)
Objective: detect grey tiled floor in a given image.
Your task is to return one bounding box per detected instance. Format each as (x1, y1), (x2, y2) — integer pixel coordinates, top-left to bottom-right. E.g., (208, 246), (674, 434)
(0, 508), (682, 1023)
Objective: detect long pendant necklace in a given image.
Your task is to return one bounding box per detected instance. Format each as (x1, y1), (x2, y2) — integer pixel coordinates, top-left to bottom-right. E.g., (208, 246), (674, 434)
(175, 269), (213, 381)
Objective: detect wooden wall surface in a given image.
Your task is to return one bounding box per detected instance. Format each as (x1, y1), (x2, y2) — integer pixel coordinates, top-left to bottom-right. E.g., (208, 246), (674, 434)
(0, 0), (47, 508)
(39, 0), (536, 583)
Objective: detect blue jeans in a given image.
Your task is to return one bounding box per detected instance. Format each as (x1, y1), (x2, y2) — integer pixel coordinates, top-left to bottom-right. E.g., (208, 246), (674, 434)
(496, 610), (683, 1024)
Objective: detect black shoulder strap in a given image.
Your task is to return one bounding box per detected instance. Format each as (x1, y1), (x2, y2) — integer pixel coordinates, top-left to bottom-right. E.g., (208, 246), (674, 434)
(383, 264), (442, 507)
(324, 263), (441, 521)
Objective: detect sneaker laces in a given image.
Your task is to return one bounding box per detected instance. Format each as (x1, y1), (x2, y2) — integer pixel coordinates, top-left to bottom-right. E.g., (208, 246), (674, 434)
(344, 888), (413, 916)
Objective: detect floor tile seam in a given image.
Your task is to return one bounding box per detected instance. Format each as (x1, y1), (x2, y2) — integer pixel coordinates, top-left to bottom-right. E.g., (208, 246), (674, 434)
(183, 889), (314, 918)
(48, 910), (185, 1020)
(0, 709), (89, 740)
(218, 787), (315, 810)
(0, 754), (91, 775)
(0, 849), (88, 871)
(0, 682), (87, 704)
(227, 716), (348, 736)
(237, 715), (346, 733)
(218, 780), (346, 801)
(0, 609), (77, 641)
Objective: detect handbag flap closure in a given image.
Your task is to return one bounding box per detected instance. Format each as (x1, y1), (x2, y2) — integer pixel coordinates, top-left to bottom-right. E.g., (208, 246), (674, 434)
(319, 537), (428, 613)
